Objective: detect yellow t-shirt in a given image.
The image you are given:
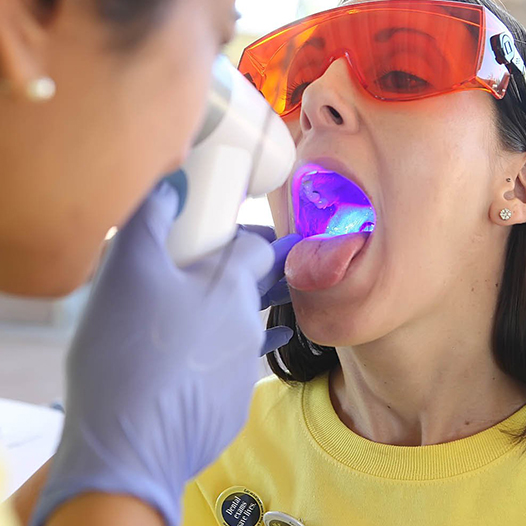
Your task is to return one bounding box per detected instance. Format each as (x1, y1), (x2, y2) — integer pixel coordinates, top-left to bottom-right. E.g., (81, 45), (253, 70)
(182, 373), (526, 526)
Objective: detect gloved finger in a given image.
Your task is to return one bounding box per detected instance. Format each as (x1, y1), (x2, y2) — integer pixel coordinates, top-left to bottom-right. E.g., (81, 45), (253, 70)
(119, 181), (179, 246)
(258, 234), (302, 297)
(261, 326), (294, 356)
(229, 230), (275, 282)
(238, 224), (276, 243)
(260, 278), (291, 311)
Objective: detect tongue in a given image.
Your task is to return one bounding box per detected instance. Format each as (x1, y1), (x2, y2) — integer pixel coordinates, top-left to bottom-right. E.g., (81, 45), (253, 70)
(285, 233), (369, 291)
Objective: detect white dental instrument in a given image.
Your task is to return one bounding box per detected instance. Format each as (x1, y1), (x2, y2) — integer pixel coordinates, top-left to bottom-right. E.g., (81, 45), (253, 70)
(167, 56), (296, 267)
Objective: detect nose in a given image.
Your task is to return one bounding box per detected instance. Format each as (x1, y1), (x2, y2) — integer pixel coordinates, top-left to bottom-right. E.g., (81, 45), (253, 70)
(300, 58), (361, 135)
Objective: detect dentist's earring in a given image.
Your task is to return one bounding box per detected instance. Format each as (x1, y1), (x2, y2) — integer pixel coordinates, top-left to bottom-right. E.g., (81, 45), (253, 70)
(25, 77), (56, 102)
(500, 208), (513, 221)
(0, 76), (56, 102)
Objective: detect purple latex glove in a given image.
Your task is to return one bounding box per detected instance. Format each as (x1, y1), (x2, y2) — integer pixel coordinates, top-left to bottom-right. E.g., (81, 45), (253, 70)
(31, 183), (294, 526)
(240, 225), (301, 354)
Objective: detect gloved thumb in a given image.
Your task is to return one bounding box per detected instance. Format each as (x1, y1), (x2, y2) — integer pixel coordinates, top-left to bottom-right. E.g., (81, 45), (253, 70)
(259, 234), (302, 304)
(119, 181), (180, 247)
(260, 277), (291, 311)
(238, 224), (277, 243)
(230, 231), (275, 283)
(261, 326), (294, 356)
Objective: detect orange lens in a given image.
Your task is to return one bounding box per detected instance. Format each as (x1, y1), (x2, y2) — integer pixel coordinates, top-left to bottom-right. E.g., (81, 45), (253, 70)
(239, 0), (512, 116)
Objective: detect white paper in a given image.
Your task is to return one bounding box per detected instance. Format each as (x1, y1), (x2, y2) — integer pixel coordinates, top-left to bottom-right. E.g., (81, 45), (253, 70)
(0, 398), (64, 497)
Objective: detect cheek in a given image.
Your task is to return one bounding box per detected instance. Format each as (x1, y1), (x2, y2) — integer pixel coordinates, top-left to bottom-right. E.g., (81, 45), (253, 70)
(99, 7), (219, 221)
(373, 94), (495, 253)
(135, 16), (218, 168)
(268, 185), (292, 237)
(267, 115), (302, 237)
(285, 116), (302, 145)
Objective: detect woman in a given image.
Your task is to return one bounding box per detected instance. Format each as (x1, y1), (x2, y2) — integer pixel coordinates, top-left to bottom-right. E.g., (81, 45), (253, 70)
(0, 0), (236, 297)
(182, 0), (526, 524)
(0, 0), (299, 525)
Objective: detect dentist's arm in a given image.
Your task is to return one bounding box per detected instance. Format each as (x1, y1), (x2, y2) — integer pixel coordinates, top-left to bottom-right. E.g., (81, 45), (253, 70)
(13, 467), (164, 526)
(11, 229), (298, 526)
(28, 183), (299, 526)
(48, 494), (164, 526)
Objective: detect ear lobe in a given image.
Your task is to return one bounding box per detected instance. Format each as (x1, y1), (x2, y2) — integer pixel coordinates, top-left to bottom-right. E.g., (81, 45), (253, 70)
(0, 0), (52, 99)
(490, 161), (526, 226)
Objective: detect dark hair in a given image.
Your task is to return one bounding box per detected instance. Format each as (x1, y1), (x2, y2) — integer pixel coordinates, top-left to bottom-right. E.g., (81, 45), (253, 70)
(267, 0), (526, 413)
(95, 0), (167, 26)
(39, 0), (168, 46)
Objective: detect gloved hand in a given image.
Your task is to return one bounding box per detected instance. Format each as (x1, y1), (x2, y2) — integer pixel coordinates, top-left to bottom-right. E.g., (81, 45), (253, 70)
(247, 225), (301, 354)
(31, 183), (299, 526)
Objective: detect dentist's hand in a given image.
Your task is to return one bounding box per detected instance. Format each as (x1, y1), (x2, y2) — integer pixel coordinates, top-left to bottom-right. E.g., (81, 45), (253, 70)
(31, 183), (297, 526)
(241, 225), (301, 354)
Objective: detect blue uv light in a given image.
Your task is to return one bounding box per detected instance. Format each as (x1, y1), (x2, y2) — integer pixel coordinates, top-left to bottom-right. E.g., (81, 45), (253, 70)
(292, 164), (376, 238)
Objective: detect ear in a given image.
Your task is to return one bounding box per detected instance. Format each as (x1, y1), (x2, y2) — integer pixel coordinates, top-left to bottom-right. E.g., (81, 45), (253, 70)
(490, 154), (526, 226)
(0, 0), (54, 99)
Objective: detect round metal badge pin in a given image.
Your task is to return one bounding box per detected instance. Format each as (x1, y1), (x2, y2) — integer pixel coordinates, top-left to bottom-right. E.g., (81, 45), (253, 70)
(215, 486), (265, 526)
(263, 511), (305, 526)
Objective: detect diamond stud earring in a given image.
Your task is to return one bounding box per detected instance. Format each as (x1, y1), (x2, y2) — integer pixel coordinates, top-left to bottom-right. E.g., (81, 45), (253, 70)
(500, 208), (513, 221)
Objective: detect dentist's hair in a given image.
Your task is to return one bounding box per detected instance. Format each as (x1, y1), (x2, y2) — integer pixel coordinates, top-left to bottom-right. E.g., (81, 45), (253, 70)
(267, 0), (526, 418)
(39, 0), (168, 46)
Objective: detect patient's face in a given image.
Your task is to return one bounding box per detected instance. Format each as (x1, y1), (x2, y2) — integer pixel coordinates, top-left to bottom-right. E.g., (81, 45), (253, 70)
(268, 56), (505, 347)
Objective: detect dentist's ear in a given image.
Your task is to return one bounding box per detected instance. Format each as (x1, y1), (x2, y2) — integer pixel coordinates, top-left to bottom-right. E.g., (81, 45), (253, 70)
(0, 0), (56, 101)
(490, 157), (526, 226)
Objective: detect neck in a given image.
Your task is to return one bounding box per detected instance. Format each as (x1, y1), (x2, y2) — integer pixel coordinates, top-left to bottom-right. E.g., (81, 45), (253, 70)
(331, 277), (526, 446)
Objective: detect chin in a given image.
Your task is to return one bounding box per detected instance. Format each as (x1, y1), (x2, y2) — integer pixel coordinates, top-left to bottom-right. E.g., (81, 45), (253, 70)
(291, 290), (387, 348)
(0, 267), (87, 298)
(293, 302), (354, 347)
(0, 246), (96, 298)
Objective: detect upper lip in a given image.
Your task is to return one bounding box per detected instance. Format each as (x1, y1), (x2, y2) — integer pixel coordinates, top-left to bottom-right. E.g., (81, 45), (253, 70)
(292, 155), (373, 205)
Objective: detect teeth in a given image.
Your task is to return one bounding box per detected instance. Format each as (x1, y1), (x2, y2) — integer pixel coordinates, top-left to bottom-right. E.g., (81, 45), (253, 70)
(303, 176), (330, 209)
(326, 205), (376, 236)
(360, 222), (375, 233)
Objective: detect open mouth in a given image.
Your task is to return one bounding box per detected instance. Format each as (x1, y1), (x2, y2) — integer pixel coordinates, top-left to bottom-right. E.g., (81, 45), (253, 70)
(291, 163), (376, 239)
(284, 163), (376, 291)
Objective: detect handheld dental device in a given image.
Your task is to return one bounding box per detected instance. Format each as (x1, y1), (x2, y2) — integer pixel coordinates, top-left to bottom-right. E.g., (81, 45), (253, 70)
(167, 56), (296, 267)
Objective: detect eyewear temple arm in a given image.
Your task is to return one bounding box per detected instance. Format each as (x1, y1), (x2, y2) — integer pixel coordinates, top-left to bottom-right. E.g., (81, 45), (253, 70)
(492, 32), (526, 84)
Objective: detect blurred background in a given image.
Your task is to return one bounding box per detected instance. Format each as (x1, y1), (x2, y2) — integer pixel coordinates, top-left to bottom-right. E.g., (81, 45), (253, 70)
(498, 0), (526, 22)
(0, 0), (525, 406)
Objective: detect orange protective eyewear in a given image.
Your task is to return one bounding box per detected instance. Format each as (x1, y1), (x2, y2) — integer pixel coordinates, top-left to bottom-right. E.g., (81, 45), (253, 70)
(238, 0), (526, 116)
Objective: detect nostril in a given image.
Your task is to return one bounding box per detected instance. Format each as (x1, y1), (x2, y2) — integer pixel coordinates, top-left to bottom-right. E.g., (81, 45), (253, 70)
(325, 106), (344, 125)
(300, 110), (313, 132)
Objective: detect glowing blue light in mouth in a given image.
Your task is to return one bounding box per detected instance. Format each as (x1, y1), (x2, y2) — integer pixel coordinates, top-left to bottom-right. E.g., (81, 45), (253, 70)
(292, 164), (376, 238)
